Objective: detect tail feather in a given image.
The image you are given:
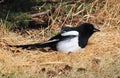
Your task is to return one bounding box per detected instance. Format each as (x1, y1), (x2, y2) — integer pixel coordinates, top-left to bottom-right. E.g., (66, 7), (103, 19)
(8, 39), (59, 49)
(9, 43), (47, 49)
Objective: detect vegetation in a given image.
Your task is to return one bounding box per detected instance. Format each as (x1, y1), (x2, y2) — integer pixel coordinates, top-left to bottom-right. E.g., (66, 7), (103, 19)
(0, 0), (106, 30)
(0, 0), (120, 78)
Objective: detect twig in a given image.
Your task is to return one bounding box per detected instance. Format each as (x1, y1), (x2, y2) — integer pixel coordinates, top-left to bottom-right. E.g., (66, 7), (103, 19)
(39, 62), (68, 65)
(31, 10), (50, 18)
(12, 62), (69, 66)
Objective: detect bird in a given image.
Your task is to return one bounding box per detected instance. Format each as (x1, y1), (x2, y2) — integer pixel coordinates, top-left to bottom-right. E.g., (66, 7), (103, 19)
(9, 23), (100, 53)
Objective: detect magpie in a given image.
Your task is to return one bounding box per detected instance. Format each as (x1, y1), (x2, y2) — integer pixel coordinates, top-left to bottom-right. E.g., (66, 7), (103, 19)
(9, 23), (100, 53)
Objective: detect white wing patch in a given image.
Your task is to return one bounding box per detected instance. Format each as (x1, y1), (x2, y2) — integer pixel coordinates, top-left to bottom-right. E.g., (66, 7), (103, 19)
(41, 39), (59, 44)
(61, 31), (79, 36)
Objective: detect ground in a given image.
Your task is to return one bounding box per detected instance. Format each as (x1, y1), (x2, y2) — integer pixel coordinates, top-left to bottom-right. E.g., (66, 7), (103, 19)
(0, 26), (120, 78)
(0, 0), (120, 78)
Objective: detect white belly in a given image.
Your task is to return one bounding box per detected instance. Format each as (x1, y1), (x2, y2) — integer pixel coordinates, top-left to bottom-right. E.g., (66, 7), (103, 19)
(56, 37), (82, 53)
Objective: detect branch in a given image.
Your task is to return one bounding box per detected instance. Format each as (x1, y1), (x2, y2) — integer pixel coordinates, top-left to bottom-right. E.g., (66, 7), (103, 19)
(31, 10), (50, 18)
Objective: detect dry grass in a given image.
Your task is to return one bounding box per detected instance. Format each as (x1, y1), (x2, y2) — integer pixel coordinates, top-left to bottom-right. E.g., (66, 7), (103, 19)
(0, 0), (120, 78)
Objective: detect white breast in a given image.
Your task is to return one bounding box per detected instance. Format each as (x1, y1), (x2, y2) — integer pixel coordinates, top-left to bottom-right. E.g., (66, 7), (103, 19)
(56, 36), (83, 53)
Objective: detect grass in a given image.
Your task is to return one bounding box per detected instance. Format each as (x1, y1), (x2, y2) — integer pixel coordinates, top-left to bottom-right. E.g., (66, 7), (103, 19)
(0, 0), (120, 78)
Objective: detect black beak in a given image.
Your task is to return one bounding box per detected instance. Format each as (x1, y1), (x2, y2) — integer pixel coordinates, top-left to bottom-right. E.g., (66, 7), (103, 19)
(93, 28), (100, 32)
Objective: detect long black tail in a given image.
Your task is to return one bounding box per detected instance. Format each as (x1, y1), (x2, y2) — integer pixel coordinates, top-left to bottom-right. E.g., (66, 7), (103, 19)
(8, 39), (59, 49)
(8, 43), (48, 49)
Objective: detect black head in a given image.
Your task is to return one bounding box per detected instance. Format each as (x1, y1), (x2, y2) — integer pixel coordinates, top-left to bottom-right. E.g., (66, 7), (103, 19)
(77, 23), (100, 48)
(78, 23), (100, 36)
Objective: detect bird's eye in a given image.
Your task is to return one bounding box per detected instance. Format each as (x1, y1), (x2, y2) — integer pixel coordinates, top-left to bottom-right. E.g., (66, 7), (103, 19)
(89, 26), (94, 31)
